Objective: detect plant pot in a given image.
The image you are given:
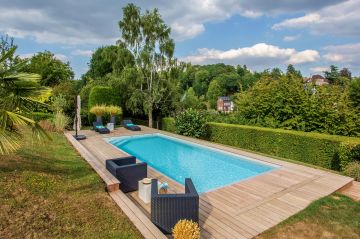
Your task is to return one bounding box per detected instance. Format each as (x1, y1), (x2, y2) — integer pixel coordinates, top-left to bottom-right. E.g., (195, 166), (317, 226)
(96, 115), (103, 124)
(110, 115), (116, 124)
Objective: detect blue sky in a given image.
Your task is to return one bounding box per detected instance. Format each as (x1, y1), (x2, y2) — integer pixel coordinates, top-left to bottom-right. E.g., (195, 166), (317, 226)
(1, 0), (359, 78)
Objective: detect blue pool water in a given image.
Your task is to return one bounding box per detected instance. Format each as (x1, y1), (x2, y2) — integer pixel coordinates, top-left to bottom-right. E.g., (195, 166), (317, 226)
(108, 134), (276, 193)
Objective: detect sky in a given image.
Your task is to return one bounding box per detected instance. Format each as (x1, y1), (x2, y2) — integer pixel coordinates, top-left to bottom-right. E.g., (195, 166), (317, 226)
(1, 0), (359, 78)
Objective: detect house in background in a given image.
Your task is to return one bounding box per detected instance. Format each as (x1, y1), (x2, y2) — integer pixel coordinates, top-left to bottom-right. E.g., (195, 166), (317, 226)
(217, 96), (234, 113)
(304, 74), (330, 86)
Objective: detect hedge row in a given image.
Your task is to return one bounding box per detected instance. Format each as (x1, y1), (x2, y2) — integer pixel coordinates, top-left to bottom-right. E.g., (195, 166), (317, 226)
(162, 117), (176, 133)
(206, 122), (360, 171)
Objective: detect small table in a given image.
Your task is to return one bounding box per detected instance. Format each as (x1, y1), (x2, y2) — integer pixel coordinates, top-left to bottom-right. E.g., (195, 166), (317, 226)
(106, 123), (114, 131)
(138, 180), (151, 204)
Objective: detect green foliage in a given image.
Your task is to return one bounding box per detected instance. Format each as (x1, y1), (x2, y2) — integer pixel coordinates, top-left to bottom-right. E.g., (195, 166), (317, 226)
(52, 112), (70, 132)
(24, 50), (74, 86)
(193, 69), (210, 96)
(206, 122), (360, 170)
(0, 35), (50, 155)
(88, 86), (119, 108)
(88, 86), (120, 123)
(214, 72), (240, 95)
(85, 45), (135, 79)
(30, 112), (54, 122)
(234, 74), (360, 136)
(52, 80), (79, 116)
(162, 117), (176, 133)
(52, 94), (67, 113)
(206, 80), (224, 108)
(324, 65), (339, 84)
(349, 77), (360, 109)
(119, 3), (175, 127)
(175, 109), (206, 138)
(182, 87), (205, 110)
(344, 162), (360, 181)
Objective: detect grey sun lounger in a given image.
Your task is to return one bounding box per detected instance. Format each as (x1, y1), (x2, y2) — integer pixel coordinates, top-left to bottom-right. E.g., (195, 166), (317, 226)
(122, 119), (141, 131)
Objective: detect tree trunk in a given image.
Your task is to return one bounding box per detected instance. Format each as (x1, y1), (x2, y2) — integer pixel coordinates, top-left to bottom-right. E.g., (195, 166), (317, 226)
(148, 108), (153, 128)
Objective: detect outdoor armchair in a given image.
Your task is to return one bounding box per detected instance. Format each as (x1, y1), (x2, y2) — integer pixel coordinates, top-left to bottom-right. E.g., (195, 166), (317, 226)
(151, 178), (199, 233)
(106, 156), (147, 192)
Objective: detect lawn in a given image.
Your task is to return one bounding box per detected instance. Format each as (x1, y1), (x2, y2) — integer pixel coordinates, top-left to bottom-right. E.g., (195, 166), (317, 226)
(256, 193), (360, 239)
(0, 131), (142, 239)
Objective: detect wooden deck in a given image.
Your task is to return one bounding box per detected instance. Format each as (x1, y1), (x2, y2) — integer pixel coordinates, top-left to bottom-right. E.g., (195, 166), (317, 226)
(65, 127), (353, 239)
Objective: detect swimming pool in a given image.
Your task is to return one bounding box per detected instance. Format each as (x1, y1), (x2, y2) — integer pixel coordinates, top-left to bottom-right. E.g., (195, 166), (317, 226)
(108, 134), (277, 193)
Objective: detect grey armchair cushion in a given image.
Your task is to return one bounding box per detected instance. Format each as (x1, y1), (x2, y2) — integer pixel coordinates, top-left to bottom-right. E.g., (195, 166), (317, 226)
(151, 178), (199, 233)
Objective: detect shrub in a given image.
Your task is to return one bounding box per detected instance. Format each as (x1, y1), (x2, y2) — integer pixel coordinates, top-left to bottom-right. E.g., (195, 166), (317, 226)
(90, 105), (107, 116)
(106, 105), (122, 116)
(344, 162), (360, 181)
(172, 219), (200, 239)
(53, 112), (70, 132)
(206, 122), (360, 170)
(175, 109), (206, 138)
(162, 117), (176, 133)
(30, 112), (54, 122)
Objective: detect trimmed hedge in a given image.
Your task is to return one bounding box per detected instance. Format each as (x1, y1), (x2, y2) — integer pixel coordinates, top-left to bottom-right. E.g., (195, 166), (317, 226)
(88, 86), (120, 124)
(162, 117), (176, 133)
(206, 122), (360, 171)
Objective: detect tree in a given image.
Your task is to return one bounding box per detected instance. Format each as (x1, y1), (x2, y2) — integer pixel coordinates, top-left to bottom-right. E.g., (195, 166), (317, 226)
(0, 36), (49, 154)
(182, 87), (203, 109)
(118, 3), (175, 127)
(214, 72), (240, 95)
(349, 77), (360, 109)
(24, 51), (74, 86)
(340, 68), (352, 79)
(286, 64), (302, 78)
(193, 69), (210, 96)
(324, 65), (339, 84)
(206, 80), (224, 108)
(85, 45), (135, 80)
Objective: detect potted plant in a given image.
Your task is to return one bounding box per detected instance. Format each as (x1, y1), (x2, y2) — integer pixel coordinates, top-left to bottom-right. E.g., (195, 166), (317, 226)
(172, 219), (200, 239)
(106, 105), (122, 125)
(90, 105), (106, 124)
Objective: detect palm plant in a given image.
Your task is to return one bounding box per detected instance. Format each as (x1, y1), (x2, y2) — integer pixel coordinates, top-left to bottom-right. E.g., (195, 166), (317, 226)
(0, 36), (50, 155)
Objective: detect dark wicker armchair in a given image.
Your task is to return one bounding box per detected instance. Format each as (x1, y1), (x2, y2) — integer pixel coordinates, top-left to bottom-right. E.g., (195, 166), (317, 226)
(106, 156), (147, 192)
(151, 178), (199, 234)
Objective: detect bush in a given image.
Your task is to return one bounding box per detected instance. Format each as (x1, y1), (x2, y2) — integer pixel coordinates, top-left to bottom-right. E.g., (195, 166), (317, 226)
(89, 105), (107, 116)
(175, 109), (206, 138)
(30, 112), (54, 122)
(88, 86), (120, 123)
(53, 112), (70, 132)
(344, 162), (360, 181)
(172, 219), (200, 239)
(162, 117), (176, 133)
(38, 120), (55, 132)
(106, 105), (122, 116)
(206, 122), (360, 170)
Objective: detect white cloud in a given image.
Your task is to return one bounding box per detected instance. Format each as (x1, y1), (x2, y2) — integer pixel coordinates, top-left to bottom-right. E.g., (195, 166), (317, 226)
(72, 49), (93, 57)
(323, 43), (360, 65)
(182, 43), (319, 70)
(272, 0), (360, 38)
(54, 54), (68, 62)
(283, 34), (301, 42)
(273, 14), (320, 30)
(288, 50), (320, 64)
(0, 0), (344, 44)
(310, 66), (329, 73)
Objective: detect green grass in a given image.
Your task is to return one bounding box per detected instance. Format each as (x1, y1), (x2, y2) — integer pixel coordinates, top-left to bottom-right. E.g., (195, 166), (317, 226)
(256, 193), (360, 239)
(0, 132), (142, 239)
